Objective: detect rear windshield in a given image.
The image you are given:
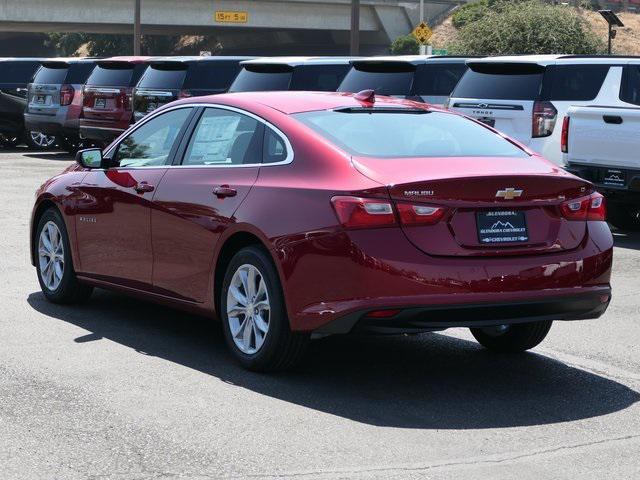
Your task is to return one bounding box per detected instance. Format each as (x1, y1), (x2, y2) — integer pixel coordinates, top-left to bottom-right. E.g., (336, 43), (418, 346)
(33, 65), (68, 84)
(0, 61), (40, 84)
(294, 110), (528, 158)
(86, 63), (141, 87)
(290, 64), (350, 91)
(184, 61), (242, 90)
(230, 66), (292, 92)
(138, 64), (187, 89)
(413, 63), (468, 96)
(338, 63), (414, 96)
(453, 63), (544, 100)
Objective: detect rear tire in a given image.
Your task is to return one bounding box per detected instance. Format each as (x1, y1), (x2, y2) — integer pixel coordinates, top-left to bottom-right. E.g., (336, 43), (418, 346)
(470, 320), (552, 353)
(35, 208), (93, 304)
(608, 205), (640, 232)
(220, 246), (309, 372)
(24, 131), (57, 150)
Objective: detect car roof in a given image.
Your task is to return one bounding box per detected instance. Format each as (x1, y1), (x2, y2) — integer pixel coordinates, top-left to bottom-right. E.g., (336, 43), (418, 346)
(149, 56), (255, 65)
(352, 55), (476, 66)
(0, 57), (45, 62)
(193, 90), (439, 115)
(99, 56), (154, 65)
(240, 56), (353, 67)
(41, 57), (101, 66)
(468, 54), (640, 67)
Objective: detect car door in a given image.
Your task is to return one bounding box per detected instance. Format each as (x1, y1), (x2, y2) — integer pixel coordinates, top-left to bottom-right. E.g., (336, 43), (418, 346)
(151, 106), (265, 303)
(75, 107), (195, 289)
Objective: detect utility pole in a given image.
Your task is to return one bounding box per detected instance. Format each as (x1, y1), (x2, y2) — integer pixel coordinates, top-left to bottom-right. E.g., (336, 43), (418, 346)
(134, 0), (142, 55)
(419, 0), (425, 55)
(350, 0), (360, 56)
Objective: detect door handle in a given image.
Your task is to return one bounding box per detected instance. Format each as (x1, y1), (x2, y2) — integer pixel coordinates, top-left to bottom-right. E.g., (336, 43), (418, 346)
(213, 185), (237, 198)
(134, 182), (155, 194)
(603, 115), (623, 125)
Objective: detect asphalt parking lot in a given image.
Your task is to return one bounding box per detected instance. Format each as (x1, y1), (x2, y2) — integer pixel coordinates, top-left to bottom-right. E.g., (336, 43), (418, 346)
(1, 148), (639, 480)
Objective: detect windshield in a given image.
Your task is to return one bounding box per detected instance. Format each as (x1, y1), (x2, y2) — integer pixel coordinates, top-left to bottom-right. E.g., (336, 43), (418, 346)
(290, 64), (350, 91)
(0, 61), (40, 84)
(87, 64), (134, 87)
(138, 64), (187, 89)
(453, 64), (544, 100)
(33, 66), (68, 84)
(229, 68), (292, 92)
(338, 63), (415, 96)
(294, 110), (528, 158)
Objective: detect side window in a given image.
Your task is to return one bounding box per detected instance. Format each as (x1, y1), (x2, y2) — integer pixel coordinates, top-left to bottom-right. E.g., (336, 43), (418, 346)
(620, 66), (640, 106)
(182, 108), (262, 166)
(547, 65), (610, 101)
(263, 128), (288, 164)
(114, 108), (192, 167)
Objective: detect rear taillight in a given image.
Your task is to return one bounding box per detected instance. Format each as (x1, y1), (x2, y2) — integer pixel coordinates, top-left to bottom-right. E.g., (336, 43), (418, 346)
(560, 192), (606, 222)
(331, 196), (396, 229)
(532, 100), (557, 138)
(117, 89), (133, 110)
(60, 84), (74, 106)
(396, 203), (447, 226)
(331, 196), (448, 229)
(178, 89), (193, 99)
(561, 116), (569, 154)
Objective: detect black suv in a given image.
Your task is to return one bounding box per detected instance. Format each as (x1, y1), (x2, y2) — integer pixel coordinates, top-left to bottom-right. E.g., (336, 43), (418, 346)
(133, 56), (252, 122)
(337, 56), (471, 106)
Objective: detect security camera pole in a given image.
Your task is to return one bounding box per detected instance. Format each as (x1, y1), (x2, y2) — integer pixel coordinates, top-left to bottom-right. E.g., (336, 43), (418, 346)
(350, 0), (360, 55)
(134, 0), (142, 55)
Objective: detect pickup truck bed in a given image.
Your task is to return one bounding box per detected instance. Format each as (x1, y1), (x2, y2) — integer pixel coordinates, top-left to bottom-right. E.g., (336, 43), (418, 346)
(564, 105), (640, 231)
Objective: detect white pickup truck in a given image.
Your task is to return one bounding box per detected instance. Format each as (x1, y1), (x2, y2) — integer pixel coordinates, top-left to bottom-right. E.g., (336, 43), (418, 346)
(563, 105), (640, 231)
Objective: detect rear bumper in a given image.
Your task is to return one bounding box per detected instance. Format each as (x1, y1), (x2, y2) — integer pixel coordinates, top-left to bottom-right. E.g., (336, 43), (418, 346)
(24, 111), (79, 137)
(566, 163), (640, 204)
(316, 289), (611, 334)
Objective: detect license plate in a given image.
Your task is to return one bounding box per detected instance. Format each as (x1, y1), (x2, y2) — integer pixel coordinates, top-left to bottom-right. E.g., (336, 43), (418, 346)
(477, 210), (528, 244)
(94, 98), (107, 109)
(478, 117), (495, 127)
(602, 168), (626, 187)
(34, 95), (46, 104)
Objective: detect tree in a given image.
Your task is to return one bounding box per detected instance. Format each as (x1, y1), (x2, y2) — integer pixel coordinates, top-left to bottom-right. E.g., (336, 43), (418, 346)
(390, 34), (420, 55)
(450, 0), (604, 55)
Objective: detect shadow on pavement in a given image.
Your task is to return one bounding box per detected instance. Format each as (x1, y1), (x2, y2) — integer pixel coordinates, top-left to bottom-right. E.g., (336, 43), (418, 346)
(613, 230), (640, 250)
(23, 151), (73, 161)
(27, 289), (639, 430)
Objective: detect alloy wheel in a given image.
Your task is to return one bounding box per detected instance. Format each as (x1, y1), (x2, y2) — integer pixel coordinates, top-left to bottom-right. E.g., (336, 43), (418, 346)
(226, 264), (271, 354)
(38, 221), (64, 291)
(30, 131), (56, 148)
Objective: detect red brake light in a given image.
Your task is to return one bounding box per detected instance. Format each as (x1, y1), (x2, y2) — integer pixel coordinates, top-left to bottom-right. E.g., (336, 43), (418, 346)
(560, 192), (606, 221)
(331, 196), (396, 229)
(532, 100), (557, 138)
(561, 116), (569, 153)
(60, 84), (74, 106)
(396, 203), (447, 226)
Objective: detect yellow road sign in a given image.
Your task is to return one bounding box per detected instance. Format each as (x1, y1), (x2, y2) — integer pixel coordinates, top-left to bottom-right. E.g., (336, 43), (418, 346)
(412, 22), (432, 45)
(215, 11), (249, 23)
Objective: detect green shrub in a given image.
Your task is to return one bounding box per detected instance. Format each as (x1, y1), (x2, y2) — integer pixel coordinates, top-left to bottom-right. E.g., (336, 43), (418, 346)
(390, 34), (420, 55)
(450, 0), (604, 55)
(452, 0), (489, 29)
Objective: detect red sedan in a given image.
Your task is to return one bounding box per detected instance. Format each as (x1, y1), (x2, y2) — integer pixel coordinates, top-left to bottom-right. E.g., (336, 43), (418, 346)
(30, 91), (613, 371)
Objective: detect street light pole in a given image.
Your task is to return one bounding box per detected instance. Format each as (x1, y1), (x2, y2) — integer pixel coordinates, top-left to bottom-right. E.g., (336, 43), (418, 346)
(134, 0), (141, 55)
(350, 0), (360, 56)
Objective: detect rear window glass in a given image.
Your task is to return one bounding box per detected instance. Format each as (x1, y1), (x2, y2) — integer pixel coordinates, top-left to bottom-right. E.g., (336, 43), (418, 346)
(546, 65), (609, 101)
(33, 66), (68, 84)
(184, 61), (241, 90)
(453, 64), (544, 100)
(0, 61), (40, 84)
(229, 68), (292, 92)
(294, 110), (528, 158)
(66, 63), (97, 84)
(87, 64), (135, 87)
(620, 65), (640, 106)
(290, 64), (350, 91)
(138, 64), (187, 89)
(338, 63), (414, 96)
(413, 63), (468, 96)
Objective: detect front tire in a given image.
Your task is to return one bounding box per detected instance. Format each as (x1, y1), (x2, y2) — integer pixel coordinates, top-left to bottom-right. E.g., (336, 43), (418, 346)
(470, 321), (552, 353)
(220, 246), (309, 372)
(35, 208), (93, 304)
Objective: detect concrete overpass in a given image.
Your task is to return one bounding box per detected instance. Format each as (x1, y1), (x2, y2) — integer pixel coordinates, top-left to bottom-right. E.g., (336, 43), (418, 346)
(0, 0), (467, 54)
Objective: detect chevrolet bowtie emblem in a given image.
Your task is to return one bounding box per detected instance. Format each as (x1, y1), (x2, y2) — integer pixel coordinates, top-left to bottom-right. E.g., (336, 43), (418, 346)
(496, 188), (523, 200)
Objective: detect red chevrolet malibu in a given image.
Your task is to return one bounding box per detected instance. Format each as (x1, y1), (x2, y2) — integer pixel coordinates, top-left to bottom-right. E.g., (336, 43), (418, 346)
(30, 91), (613, 371)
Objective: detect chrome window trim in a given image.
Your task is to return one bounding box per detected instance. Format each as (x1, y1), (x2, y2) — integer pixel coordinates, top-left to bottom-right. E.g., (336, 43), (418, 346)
(103, 102), (294, 169)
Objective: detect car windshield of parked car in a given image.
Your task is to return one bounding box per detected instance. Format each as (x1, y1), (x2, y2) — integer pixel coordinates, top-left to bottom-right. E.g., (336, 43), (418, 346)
(294, 109), (528, 158)
(138, 64), (187, 89)
(290, 64), (350, 91)
(87, 64), (134, 87)
(453, 63), (544, 100)
(184, 61), (242, 91)
(338, 63), (414, 96)
(229, 66), (292, 92)
(33, 65), (68, 84)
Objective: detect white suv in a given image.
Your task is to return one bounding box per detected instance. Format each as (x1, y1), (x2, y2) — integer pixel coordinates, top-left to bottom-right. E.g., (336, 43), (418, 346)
(448, 55), (639, 165)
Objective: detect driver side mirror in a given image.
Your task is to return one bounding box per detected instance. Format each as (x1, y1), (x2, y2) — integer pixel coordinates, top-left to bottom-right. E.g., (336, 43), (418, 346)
(75, 148), (104, 169)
